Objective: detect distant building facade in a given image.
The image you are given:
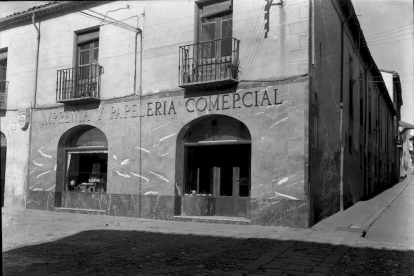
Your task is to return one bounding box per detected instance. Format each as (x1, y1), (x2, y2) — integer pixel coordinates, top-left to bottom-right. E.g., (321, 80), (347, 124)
(399, 121), (414, 178)
(0, 0), (399, 227)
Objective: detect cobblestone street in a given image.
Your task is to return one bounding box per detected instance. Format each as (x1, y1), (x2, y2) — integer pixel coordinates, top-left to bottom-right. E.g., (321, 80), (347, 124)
(3, 207), (414, 276)
(327, 242), (414, 276)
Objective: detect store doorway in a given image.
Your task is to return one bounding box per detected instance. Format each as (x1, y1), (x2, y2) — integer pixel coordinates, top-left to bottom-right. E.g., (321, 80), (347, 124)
(181, 115), (251, 217)
(186, 144), (250, 216)
(1, 132), (6, 207)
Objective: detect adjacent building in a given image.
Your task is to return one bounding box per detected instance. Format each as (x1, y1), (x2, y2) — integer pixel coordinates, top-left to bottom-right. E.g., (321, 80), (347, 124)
(398, 121), (414, 178)
(0, 0), (400, 227)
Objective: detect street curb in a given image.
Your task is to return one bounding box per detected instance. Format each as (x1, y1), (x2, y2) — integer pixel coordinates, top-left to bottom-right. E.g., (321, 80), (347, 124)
(333, 175), (414, 247)
(360, 176), (413, 234)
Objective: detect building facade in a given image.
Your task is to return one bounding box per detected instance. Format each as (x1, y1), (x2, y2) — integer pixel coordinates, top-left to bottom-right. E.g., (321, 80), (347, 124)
(399, 122), (414, 178)
(0, 0), (399, 227)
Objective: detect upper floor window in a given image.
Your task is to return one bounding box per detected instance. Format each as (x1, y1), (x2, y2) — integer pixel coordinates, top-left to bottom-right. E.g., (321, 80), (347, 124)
(348, 55), (354, 119)
(76, 28), (99, 80)
(0, 48), (6, 82)
(359, 73), (364, 126)
(0, 48), (8, 109)
(178, 1), (239, 88)
(199, 1), (233, 58)
(56, 28), (102, 103)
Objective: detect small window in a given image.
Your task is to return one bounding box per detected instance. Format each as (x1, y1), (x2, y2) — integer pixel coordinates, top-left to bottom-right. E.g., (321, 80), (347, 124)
(312, 114), (319, 149)
(348, 55), (354, 119)
(0, 48), (7, 106)
(0, 48), (7, 82)
(369, 111), (372, 134)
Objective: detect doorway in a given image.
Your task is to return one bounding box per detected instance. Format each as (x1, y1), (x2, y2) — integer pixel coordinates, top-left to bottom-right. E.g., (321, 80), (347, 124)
(185, 144), (250, 217)
(179, 115), (252, 218)
(1, 132), (6, 207)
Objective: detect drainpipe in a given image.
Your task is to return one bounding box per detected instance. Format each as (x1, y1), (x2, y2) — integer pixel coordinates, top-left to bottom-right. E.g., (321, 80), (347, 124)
(338, 8), (352, 212)
(32, 13), (40, 107)
(364, 61), (373, 197)
(25, 13), (40, 208)
(134, 29), (142, 95)
(134, 10), (144, 96)
(135, 10), (144, 217)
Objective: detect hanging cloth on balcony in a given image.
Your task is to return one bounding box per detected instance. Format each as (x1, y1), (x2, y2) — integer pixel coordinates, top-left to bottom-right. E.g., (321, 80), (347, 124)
(200, 1), (232, 19)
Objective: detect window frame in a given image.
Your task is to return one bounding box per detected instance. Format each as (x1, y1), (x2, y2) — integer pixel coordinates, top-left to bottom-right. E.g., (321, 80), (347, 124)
(197, 0), (233, 58)
(64, 126), (108, 193)
(73, 27), (100, 70)
(348, 55), (354, 119)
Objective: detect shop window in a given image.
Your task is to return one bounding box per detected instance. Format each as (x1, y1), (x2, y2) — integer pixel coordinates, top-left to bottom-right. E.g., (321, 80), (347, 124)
(65, 127), (108, 193)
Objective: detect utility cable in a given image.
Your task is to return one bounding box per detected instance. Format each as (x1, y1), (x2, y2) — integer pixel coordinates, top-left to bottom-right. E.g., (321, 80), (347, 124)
(367, 36), (413, 46)
(366, 27), (413, 42)
(244, 4), (299, 79)
(365, 23), (413, 38)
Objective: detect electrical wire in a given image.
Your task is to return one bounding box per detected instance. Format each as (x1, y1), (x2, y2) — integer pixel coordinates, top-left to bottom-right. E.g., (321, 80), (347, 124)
(241, 1), (267, 76)
(244, 4), (300, 79)
(366, 27), (413, 42)
(366, 35), (413, 45)
(77, 11), (137, 32)
(365, 23), (413, 38)
(87, 9), (138, 31)
(367, 36), (413, 46)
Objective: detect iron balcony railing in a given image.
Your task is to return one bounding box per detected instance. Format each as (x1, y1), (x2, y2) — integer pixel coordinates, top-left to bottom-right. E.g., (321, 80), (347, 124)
(56, 64), (104, 102)
(0, 80), (8, 109)
(179, 37), (240, 87)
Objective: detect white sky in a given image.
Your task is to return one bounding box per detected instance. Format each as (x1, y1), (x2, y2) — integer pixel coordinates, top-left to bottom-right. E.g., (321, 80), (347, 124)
(351, 0), (414, 124)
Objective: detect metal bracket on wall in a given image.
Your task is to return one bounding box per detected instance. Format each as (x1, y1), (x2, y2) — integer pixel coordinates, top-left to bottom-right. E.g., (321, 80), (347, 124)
(264, 0), (283, 38)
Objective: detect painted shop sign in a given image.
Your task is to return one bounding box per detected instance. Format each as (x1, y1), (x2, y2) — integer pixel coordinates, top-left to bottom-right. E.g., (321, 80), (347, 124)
(42, 109), (90, 125)
(42, 89), (283, 125)
(18, 108), (30, 129)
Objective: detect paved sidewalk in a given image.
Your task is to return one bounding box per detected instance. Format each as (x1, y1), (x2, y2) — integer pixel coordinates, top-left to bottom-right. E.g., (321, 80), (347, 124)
(362, 174), (414, 247)
(312, 173), (414, 245)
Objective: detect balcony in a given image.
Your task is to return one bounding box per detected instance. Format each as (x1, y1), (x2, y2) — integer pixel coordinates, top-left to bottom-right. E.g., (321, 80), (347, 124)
(56, 64), (103, 104)
(179, 37), (240, 89)
(0, 80), (8, 110)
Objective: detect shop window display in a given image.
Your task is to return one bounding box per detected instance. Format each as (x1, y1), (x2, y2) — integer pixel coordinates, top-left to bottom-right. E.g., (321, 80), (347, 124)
(65, 127), (108, 193)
